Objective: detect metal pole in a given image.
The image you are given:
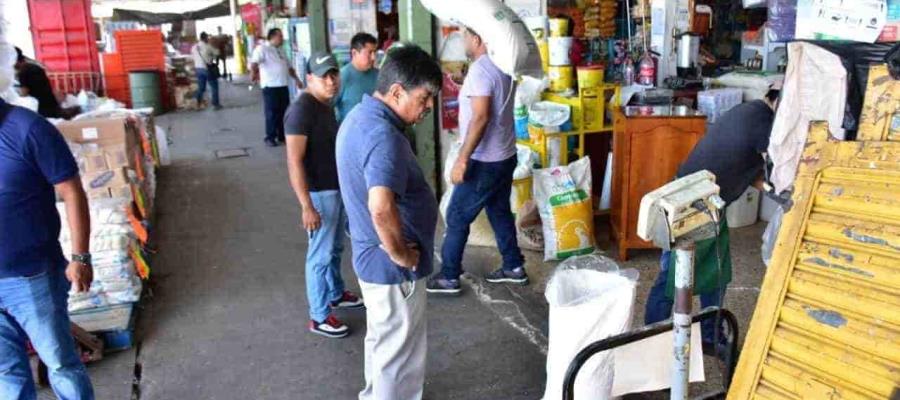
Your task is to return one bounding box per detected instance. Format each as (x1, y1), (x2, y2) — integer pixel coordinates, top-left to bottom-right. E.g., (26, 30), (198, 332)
(229, 0), (241, 74)
(671, 246), (694, 400)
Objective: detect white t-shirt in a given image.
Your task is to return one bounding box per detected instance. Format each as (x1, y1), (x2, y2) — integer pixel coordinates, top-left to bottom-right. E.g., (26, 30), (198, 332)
(250, 42), (290, 88)
(191, 42), (218, 69)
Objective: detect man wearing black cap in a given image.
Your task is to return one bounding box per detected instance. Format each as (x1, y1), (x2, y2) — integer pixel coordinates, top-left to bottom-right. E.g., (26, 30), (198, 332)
(285, 51), (364, 338)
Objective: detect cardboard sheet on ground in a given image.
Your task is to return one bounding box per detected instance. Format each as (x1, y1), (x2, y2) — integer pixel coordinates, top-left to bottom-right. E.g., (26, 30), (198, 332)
(611, 323), (705, 397)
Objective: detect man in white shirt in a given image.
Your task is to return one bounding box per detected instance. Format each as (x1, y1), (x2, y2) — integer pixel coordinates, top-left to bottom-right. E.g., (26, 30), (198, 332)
(251, 28), (303, 147)
(192, 32), (222, 110)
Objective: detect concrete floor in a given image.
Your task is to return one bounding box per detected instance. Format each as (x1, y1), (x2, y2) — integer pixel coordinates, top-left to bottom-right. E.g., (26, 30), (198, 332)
(46, 80), (769, 399)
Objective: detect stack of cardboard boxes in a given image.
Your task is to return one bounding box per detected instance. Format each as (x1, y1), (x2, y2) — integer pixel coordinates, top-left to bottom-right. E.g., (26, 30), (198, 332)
(55, 115), (157, 329)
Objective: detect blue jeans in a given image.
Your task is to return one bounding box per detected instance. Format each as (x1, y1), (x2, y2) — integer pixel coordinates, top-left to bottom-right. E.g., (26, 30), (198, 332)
(195, 68), (220, 107)
(306, 191), (348, 322)
(644, 250), (725, 344)
(262, 87), (289, 141)
(0, 268), (94, 400)
(440, 156), (524, 280)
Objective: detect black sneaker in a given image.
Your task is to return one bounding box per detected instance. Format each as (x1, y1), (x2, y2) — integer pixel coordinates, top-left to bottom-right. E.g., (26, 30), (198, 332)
(309, 315), (349, 338)
(485, 267), (529, 285)
(425, 275), (462, 295)
(264, 138), (278, 147)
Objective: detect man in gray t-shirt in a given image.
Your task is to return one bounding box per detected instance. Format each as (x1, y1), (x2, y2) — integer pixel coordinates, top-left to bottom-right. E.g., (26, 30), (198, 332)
(427, 28), (526, 295)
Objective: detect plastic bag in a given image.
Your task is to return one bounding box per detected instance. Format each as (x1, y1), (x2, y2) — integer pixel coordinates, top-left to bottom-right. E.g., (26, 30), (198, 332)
(543, 253), (637, 400)
(767, 0), (797, 42)
(516, 200), (544, 251)
(515, 76), (548, 140)
(420, 0), (543, 78)
(534, 157), (595, 261)
(761, 204), (785, 266)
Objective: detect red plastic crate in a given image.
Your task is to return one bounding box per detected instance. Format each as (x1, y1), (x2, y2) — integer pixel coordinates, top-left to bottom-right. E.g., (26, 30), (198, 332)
(114, 30), (165, 72)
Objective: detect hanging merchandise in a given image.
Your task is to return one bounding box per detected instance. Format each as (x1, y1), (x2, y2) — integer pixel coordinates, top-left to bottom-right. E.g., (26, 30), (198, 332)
(549, 36), (575, 66)
(623, 57), (636, 85)
(637, 52), (656, 86)
(419, 0), (544, 78)
(534, 157), (596, 261)
(583, 0), (618, 38)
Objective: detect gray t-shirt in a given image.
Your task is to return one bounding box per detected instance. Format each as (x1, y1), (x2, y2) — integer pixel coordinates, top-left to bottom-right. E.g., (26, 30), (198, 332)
(458, 55), (516, 162)
(284, 92), (340, 192)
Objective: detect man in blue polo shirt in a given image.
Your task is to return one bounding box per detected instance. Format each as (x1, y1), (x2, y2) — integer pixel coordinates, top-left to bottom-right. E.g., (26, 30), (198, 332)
(0, 98), (95, 399)
(336, 45), (441, 400)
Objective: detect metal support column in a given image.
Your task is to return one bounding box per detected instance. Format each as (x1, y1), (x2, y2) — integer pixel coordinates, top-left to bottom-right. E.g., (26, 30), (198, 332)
(306, 0), (328, 53)
(672, 246), (694, 400)
(398, 0), (439, 190)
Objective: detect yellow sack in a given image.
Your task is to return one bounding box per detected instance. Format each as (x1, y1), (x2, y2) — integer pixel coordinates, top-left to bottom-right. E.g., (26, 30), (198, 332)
(534, 157), (595, 261)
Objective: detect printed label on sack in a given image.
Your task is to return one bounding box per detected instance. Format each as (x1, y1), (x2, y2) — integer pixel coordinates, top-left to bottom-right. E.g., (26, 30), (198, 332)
(549, 189), (595, 258)
(82, 127), (99, 140)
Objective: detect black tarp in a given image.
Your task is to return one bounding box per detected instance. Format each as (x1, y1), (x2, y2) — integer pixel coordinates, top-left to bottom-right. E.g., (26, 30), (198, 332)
(111, 1), (230, 25)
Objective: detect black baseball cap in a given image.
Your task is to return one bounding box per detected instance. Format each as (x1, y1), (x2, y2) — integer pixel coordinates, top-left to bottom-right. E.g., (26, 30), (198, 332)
(307, 51), (339, 77)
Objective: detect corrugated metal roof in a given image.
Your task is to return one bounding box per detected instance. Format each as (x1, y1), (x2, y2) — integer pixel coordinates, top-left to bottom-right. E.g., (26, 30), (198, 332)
(728, 122), (900, 400)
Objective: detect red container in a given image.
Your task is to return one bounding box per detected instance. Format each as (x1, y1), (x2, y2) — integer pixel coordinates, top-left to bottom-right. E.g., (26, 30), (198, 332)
(115, 30), (165, 72)
(28, 0), (100, 74)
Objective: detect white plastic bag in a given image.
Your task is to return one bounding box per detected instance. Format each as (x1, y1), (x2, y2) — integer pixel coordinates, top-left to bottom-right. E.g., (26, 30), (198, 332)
(543, 254), (637, 400)
(534, 157), (595, 261)
(419, 0), (543, 78)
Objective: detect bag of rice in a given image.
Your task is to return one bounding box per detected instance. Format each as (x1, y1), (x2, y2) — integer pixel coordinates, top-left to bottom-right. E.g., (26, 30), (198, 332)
(534, 157), (595, 261)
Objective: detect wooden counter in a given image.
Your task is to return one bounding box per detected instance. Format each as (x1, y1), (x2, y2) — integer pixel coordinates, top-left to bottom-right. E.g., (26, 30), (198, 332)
(611, 106), (707, 260)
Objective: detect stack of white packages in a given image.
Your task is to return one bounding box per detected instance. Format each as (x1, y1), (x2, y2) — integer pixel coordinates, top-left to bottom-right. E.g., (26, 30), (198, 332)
(697, 88), (743, 124)
(58, 197), (143, 312)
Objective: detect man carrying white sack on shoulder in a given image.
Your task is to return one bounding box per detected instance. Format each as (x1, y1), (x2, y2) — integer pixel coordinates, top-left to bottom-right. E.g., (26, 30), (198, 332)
(427, 27), (527, 295)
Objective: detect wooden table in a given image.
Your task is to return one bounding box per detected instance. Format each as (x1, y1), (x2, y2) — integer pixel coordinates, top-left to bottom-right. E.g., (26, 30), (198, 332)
(610, 105), (707, 260)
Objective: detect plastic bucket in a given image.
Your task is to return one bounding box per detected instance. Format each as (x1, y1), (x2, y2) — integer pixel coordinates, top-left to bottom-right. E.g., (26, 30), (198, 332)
(128, 71), (162, 114)
(548, 66), (575, 92)
(577, 66), (604, 89)
(549, 18), (570, 37)
(548, 37), (574, 66)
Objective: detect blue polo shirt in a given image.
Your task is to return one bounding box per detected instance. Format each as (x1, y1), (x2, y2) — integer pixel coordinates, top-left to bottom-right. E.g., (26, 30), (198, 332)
(336, 95), (438, 284)
(0, 100), (78, 278)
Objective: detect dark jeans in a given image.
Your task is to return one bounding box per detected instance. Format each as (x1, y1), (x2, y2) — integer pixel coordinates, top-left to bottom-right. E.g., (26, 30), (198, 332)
(262, 87), (290, 141)
(440, 156), (524, 280)
(644, 250), (725, 344)
(195, 68), (220, 107)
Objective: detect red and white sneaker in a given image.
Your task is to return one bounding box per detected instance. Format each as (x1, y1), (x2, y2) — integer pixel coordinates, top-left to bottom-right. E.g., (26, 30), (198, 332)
(309, 315), (350, 338)
(330, 291), (365, 310)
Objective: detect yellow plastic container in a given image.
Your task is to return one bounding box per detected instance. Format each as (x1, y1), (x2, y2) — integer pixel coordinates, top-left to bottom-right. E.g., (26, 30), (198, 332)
(538, 40), (550, 72)
(511, 176), (533, 214)
(549, 18), (570, 37)
(548, 66), (575, 92)
(577, 66), (605, 89)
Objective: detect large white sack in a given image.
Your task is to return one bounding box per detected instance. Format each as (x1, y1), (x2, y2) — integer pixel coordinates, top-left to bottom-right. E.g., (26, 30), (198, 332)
(420, 0), (543, 79)
(534, 157), (596, 261)
(543, 266), (635, 400)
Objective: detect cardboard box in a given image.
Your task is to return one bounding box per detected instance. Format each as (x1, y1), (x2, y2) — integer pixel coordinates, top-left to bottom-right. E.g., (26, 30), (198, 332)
(82, 151), (109, 173)
(57, 117), (141, 156)
(86, 188), (112, 200)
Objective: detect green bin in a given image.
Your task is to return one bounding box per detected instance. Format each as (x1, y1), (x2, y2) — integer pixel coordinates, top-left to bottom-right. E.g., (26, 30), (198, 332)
(128, 71), (162, 114)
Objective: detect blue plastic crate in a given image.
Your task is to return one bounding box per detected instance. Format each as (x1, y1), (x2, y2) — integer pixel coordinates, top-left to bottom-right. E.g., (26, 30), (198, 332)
(100, 329), (135, 352)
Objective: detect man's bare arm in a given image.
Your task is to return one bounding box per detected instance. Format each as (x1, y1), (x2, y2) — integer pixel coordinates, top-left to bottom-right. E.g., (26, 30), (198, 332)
(55, 176), (92, 292)
(285, 134), (321, 231)
(457, 96), (491, 161)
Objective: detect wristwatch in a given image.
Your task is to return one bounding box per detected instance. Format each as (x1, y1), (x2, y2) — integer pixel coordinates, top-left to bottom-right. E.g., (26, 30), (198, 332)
(71, 253), (92, 266)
